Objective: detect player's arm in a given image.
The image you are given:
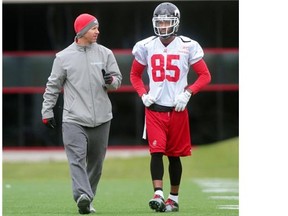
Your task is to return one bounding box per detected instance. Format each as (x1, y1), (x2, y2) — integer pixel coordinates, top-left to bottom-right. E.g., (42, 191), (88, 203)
(130, 59), (147, 97)
(187, 59), (211, 95)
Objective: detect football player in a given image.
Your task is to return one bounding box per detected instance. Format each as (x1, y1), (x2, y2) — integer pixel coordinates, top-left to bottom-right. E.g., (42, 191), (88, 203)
(130, 2), (211, 212)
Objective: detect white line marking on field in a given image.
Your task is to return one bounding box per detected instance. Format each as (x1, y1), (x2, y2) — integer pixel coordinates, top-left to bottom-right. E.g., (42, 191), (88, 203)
(217, 205), (239, 210)
(194, 178), (239, 211)
(209, 196), (239, 200)
(203, 188), (239, 193)
(194, 178), (239, 188)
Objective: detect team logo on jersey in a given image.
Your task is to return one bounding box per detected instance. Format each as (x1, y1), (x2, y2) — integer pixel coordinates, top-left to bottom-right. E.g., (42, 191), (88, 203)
(178, 46), (189, 54)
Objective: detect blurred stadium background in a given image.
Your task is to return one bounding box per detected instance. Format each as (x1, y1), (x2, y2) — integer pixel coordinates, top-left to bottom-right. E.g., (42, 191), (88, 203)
(2, 0), (239, 147)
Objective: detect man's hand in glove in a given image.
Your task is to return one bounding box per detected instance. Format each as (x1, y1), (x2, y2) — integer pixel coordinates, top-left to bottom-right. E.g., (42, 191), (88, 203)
(102, 69), (113, 84)
(141, 94), (155, 107)
(42, 118), (56, 129)
(174, 90), (192, 112)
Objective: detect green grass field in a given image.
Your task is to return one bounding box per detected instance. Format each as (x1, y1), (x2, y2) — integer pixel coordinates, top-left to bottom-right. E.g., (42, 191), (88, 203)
(3, 137), (239, 216)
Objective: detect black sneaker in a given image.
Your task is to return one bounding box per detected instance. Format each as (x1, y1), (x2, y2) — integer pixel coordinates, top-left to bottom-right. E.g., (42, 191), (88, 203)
(77, 194), (91, 214)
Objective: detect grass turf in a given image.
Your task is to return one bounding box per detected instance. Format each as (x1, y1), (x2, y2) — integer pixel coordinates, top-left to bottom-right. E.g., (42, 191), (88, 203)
(3, 137), (238, 215)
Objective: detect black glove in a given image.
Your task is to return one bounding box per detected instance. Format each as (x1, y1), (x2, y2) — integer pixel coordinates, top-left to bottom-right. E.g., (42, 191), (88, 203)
(102, 69), (113, 84)
(42, 118), (56, 129)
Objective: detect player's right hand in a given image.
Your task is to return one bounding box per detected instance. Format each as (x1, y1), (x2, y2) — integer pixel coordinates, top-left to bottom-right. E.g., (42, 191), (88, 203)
(42, 117), (56, 129)
(141, 94), (155, 107)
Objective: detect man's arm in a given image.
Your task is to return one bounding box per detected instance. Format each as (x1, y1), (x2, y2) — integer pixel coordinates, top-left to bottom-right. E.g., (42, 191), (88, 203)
(103, 51), (122, 90)
(187, 59), (211, 95)
(41, 57), (65, 121)
(130, 59), (147, 97)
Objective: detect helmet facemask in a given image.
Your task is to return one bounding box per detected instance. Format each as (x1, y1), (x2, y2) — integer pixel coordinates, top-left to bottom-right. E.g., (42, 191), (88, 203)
(152, 16), (179, 38)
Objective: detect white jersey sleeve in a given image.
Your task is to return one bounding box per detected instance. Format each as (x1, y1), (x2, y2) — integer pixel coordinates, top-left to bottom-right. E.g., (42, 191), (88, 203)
(132, 36), (156, 65)
(179, 36), (204, 65)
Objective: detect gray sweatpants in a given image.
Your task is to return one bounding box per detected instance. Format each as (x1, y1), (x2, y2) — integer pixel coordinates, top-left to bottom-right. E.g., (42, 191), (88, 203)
(62, 121), (110, 202)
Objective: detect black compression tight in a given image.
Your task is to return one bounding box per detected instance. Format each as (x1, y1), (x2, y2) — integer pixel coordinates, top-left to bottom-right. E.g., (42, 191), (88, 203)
(150, 153), (164, 180)
(150, 153), (182, 186)
(168, 156), (182, 186)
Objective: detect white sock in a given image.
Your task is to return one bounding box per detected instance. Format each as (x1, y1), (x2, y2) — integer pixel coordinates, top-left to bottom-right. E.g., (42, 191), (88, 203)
(154, 190), (164, 198)
(168, 194), (178, 203)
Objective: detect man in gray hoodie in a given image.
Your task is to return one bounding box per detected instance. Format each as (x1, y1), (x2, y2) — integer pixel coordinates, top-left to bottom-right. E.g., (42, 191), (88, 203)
(41, 13), (122, 214)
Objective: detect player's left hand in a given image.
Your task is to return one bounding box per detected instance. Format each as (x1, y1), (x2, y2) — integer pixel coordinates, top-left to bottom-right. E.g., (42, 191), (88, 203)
(174, 90), (192, 112)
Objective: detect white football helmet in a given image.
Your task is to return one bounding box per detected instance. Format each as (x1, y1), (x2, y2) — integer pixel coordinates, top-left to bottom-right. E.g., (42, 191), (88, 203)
(152, 2), (180, 38)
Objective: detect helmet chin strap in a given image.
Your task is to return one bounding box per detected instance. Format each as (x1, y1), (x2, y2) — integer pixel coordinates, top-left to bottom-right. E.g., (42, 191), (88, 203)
(160, 35), (172, 39)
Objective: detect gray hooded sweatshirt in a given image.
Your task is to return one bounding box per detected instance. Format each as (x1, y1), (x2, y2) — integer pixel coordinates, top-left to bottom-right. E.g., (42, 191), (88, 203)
(42, 42), (122, 127)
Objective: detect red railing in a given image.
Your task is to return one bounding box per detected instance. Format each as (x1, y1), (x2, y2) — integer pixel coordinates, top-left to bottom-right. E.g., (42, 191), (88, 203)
(2, 84), (238, 94)
(3, 48), (239, 94)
